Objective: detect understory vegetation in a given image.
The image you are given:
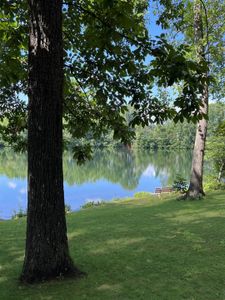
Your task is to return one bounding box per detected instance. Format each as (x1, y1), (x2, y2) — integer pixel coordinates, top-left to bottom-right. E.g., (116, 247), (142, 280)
(1, 191), (225, 299)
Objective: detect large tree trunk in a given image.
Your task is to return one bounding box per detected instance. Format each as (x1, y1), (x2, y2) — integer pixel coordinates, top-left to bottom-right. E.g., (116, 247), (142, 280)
(186, 0), (208, 198)
(20, 0), (80, 283)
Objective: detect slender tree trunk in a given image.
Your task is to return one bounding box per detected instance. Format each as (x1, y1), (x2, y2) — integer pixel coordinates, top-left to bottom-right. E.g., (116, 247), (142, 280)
(217, 162), (225, 183)
(20, 0), (80, 283)
(186, 0), (208, 198)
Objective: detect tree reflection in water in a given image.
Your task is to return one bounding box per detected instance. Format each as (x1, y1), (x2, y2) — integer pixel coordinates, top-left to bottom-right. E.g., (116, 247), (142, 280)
(0, 148), (192, 189)
(0, 148), (193, 219)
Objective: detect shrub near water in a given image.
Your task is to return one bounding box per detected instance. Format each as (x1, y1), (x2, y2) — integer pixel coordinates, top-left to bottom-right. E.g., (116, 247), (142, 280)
(81, 200), (107, 209)
(11, 208), (27, 219)
(65, 204), (72, 214)
(11, 204), (72, 219)
(173, 174), (189, 193)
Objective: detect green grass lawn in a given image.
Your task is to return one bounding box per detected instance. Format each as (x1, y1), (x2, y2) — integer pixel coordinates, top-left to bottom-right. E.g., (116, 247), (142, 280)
(1, 191), (225, 299)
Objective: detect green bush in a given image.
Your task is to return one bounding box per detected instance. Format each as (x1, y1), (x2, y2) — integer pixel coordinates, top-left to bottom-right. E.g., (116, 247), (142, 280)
(12, 205), (73, 219)
(204, 176), (225, 191)
(65, 204), (72, 214)
(12, 208), (27, 219)
(81, 200), (106, 209)
(172, 175), (188, 194)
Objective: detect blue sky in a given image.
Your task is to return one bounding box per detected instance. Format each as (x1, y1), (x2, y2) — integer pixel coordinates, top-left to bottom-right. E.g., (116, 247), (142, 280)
(146, 4), (164, 37)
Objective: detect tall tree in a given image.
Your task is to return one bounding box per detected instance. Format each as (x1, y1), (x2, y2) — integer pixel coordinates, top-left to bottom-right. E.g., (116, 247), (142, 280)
(156, 0), (225, 197)
(186, 0), (225, 197)
(20, 0), (80, 282)
(0, 0), (207, 283)
(186, 0), (208, 198)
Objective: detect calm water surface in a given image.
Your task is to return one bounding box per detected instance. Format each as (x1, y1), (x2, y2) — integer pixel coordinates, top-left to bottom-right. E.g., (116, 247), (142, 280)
(0, 149), (192, 219)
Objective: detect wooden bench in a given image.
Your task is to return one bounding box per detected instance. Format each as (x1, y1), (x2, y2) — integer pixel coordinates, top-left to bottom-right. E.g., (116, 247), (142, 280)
(155, 187), (173, 195)
(162, 187), (173, 193)
(155, 188), (162, 194)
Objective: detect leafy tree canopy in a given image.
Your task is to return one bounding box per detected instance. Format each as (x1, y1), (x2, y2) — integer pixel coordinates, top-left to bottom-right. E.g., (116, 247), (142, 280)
(0, 0), (209, 160)
(158, 0), (225, 99)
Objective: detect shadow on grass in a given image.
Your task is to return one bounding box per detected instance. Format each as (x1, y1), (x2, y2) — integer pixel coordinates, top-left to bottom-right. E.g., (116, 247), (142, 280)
(1, 192), (225, 299)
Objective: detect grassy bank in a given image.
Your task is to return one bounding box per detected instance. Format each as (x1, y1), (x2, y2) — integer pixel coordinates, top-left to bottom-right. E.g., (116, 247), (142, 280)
(0, 191), (225, 299)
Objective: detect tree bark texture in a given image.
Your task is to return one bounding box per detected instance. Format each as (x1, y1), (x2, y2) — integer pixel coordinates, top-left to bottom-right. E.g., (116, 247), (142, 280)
(20, 0), (78, 283)
(187, 0), (208, 198)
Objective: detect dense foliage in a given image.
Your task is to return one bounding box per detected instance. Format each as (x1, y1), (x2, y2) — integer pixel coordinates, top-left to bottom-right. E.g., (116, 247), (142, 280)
(206, 120), (225, 186)
(0, 0), (210, 161)
(134, 102), (225, 149)
(66, 102), (225, 150)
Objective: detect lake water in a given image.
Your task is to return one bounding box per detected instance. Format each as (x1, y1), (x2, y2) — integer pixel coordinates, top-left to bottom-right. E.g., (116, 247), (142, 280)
(0, 149), (192, 219)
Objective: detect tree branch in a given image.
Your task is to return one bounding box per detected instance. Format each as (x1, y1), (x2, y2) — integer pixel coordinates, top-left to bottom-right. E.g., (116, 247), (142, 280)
(64, 63), (92, 103)
(199, 0), (210, 63)
(63, 0), (152, 52)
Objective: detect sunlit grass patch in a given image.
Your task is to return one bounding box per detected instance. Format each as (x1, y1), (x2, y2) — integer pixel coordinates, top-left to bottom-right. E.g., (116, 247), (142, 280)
(1, 191), (225, 299)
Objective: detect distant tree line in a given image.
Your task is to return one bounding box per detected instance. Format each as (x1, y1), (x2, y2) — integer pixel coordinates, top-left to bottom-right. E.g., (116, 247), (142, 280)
(134, 102), (225, 150)
(65, 102), (225, 151)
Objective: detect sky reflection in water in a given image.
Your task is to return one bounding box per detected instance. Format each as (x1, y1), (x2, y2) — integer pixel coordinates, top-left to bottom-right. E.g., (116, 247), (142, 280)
(0, 149), (191, 219)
